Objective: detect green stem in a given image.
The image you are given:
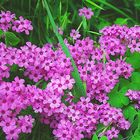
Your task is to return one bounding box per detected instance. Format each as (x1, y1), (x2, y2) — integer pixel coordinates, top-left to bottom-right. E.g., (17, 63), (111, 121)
(77, 21), (83, 31)
(87, 31), (102, 36)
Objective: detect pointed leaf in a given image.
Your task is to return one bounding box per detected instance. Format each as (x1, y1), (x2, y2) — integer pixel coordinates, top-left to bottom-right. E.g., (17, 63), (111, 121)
(100, 136), (108, 140)
(123, 106), (137, 123)
(92, 133), (98, 140)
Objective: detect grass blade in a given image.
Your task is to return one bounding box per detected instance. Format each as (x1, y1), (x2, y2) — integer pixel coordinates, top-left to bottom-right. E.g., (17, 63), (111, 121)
(87, 30), (102, 36)
(42, 0), (86, 99)
(85, 0), (104, 10)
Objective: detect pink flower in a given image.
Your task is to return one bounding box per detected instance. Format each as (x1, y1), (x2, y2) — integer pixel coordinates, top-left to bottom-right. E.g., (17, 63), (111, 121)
(13, 76), (25, 91)
(91, 72), (101, 84)
(64, 75), (75, 89)
(105, 127), (120, 140)
(70, 29), (81, 40)
(79, 7), (93, 20)
(0, 117), (16, 129)
(48, 95), (61, 109)
(4, 126), (20, 140)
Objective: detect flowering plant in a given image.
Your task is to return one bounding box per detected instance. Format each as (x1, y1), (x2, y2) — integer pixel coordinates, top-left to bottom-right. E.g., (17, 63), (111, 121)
(0, 1), (140, 140)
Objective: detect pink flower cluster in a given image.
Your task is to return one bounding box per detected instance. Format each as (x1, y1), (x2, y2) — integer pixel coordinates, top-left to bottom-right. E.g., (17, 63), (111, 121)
(0, 10), (140, 140)
(126, 90), (140, 109)
(79, 7), (94, 19)
(100, 25), (140, 57)
(0, 39), (132, 140)
(43, 99), (129, 140)
(98, 103), (130, 140)
(0, 11), (33, 34)
(0, 42), (73, 83)
(0, 78), (34, 140)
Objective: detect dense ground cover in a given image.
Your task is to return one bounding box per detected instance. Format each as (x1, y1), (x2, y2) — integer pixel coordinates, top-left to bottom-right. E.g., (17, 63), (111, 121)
(0, 0), (140, 140)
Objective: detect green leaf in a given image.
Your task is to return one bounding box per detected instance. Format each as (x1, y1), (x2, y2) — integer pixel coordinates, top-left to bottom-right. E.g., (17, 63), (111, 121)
(108, 91), (129, 108)
(0, 29), (3, 37)
(92, 133), (98, 140)
(97, 20), (110, 30)
(5, 32), (20, 46)
(131, 72), (140, 84)
(124, 130), (133, 140)
(43, 0), (86, 100)
(119, 78), (130, 89)
(42, 82), (47, 89)
(114, 18), (128, 25)
(131, 127), (140, 140)
(137, 111), (140, 127)
(10, 64), (19, 72)
(126, 52), (140, 69)
(123, 106), (137, 123)
(35, 79), (44, 87)
(108, 93), (121, 108)
(131, 116), (139, 130)
(119, 90), (130, 106)
(100, 136), (108, 140)
(128, 82), (140, 90)
(108, 84), (129, 108)
(117, 134), (123, 139)
(127, 72), (140, 90)
(131, 135), (140, 140)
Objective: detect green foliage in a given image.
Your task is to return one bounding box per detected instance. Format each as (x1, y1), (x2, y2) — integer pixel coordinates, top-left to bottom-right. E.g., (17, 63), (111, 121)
(41, 81), (48, 90)
(123, 106), (137, 123)
(129, 72), (140, 90)
(92, 134), (108, 140)
(130, 112), (140, 140)
(131, 72), (140, 84)
(92, 133), (98, 140)
(5, 32), (20, 46)
(96, 19), (110, 30)
(114, 18), (128, 25)
(130, 121), (140, 140)
(10, 64), (19, 72)
(100, 136), (108, 140)
(126, 52), (140, 69)
(0, 29), (4, 37)
(108, 84), (129, 108)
